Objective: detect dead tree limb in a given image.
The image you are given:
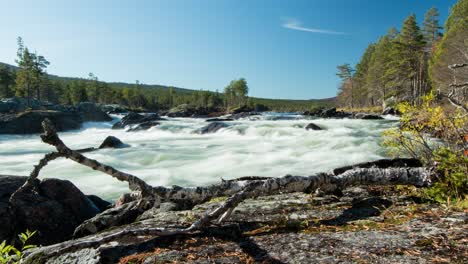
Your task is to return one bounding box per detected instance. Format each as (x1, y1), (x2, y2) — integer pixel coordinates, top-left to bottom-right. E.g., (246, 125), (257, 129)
(448, 63), (468, 69)
(40, 118), (154, 197)
(8, 152), (64, 204)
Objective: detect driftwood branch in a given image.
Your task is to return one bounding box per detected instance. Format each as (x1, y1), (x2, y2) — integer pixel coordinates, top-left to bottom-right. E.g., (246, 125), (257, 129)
(9, 152), (64, 205)
(40, 119), (154, 197)
(448, 63), (468, 69)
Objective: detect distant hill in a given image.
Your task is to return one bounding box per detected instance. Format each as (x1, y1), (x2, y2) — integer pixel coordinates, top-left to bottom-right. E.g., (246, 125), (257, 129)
(0, 62), (336, 110)
(0, 62), (193, 94)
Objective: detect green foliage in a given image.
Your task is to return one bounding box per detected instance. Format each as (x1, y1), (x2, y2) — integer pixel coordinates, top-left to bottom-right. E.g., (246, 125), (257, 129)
(383, 93), (468, 204)
(224, 78), (249, 108)
(337, 10), (435, 109)
(425, 147), (468, 203)
(0, 230), (36, 264)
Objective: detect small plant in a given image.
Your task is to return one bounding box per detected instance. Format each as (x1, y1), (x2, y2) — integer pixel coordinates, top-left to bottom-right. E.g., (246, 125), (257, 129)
(0, 230), (37, 264)
(383, 93), (468, 204)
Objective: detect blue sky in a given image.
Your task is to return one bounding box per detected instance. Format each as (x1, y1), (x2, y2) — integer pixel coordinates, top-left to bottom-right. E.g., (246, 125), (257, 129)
(0, 0), (458, 99)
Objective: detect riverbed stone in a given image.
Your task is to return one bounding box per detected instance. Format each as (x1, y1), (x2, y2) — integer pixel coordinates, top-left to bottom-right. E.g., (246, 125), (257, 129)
(1, 175), (106, 246)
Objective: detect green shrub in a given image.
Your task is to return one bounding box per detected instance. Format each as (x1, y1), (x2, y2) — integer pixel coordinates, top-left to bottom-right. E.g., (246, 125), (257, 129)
(0, 230), (36, 264)
(424, 148), (468, 203)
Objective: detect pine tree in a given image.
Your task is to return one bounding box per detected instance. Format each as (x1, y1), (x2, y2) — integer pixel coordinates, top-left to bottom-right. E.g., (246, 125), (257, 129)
(423, 7), (443, 50)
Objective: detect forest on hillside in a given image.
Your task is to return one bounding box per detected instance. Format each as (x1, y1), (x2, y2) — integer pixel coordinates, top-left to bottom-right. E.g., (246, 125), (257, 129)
(336, 3), (467, 111)
(0, 44), (333, 113)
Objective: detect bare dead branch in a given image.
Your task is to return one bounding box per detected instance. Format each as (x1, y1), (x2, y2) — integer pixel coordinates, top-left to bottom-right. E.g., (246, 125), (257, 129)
(40, 118), (154, 197)
(448, 63), (468, 69)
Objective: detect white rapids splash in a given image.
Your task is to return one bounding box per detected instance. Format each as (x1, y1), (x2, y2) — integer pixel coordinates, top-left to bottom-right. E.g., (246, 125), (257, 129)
(0, 113), (398, 200)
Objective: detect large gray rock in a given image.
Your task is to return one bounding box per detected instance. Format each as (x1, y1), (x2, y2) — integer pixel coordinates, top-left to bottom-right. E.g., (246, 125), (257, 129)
(76, 102), (113, 122)
(100, 104), (129, 114)
(0, 176), (27, 244)
(167, 104), (196, 117)
(98, 136), (129, 149)
(0, 97), (50, 113)
(1, 175), (106, 246)
(0, 110), (82, 134)
(112, 112), (164, 130)
(196, 122), (229, 134)
(352, 113), (384, 120)
(382, 107), (401, 116)
(304, 107), (352, 118)
(305, 123), (323, 131)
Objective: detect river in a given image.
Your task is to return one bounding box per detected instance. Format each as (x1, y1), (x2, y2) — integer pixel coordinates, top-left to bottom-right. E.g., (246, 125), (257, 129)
(0, 113), (398, 200)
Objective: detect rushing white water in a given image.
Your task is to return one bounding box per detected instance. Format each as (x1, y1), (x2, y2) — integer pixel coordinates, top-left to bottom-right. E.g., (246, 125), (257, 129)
(0, 113), (398, 200)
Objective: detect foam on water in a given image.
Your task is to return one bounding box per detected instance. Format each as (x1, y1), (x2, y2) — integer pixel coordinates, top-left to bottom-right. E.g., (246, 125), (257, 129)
(0, 113), (398, 200)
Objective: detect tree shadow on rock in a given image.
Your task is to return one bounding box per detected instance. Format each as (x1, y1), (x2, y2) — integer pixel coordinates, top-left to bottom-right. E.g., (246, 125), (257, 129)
(320, 197), (393, 226)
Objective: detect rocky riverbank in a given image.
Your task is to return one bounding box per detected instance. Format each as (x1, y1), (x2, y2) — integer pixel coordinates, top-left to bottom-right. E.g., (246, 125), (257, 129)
(0, 98), (113, 134)
(14, 183), (467, 264)
(0, 156), (464, 263)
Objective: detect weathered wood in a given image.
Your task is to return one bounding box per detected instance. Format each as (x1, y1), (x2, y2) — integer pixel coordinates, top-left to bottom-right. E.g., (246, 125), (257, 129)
(9, 152), (64, 205)
(40, 119), (154, 197)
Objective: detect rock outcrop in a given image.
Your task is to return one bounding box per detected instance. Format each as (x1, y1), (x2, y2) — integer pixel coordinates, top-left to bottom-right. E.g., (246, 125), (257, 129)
(304, 107), (352, 118)
(382, 107), (401, 116)
(353, 112), (384, 120)
(22, 187), (467, 264)
(0, 111), (82, 134)
(195, 122), (229, 134)
(1, 175), (107, 246)
(304, 108), (384, 120)
(112, 112), (164, 130)
(76, 102), (113, 122)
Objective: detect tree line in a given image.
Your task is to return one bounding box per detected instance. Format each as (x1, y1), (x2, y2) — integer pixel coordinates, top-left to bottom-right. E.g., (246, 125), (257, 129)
(336, 1), (467, 110)
(0, 38), (332, 112)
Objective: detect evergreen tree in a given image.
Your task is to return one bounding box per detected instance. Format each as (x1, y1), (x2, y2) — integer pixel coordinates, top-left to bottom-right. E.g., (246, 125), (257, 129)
(336, 64), (355, 108)
(0, 65), (15, 98)
(423, 7), (443, 50)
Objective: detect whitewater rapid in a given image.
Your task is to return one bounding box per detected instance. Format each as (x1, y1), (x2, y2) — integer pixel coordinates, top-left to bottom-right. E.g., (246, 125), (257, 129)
(0, 113), (398, 200)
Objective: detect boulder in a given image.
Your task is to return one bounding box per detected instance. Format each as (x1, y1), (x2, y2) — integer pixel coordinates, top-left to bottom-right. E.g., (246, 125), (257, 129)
(382, 107), (401, 116)
(353, 113), (384, 120)
(127, 121), (160, 132)
(305, 123), (322, 131)
(112, 112), (164, 129)
(230, 105), (254, 114)
(100, 104), (129, 114)
(0, 110), (82, 134)
(76, 102), (113, 122)
(226, 112), (260, 120)
(86, 195), (112, 212)
(304, 108), (352, 118)
(0, 97), (49, 113)
(1, 175), (105, 246)
(196, 122), (229, 134)
(206, 118), (234, 122)
(0, 176), (27, 243)
(98, 136), (129, 149)
(167, 104), (196, 118)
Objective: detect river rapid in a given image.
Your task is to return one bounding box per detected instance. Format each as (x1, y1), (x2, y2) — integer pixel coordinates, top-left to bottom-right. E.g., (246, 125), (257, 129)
(0, 113), (398, 200)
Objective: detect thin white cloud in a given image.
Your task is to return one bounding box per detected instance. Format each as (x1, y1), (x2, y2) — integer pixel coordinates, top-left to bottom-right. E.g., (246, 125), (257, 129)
(282, 18), (347, 35)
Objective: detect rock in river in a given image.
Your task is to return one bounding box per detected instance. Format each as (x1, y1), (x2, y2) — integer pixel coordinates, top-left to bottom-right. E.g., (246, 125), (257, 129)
(0, 110), (82, 134)
(305, 123), (322, 131)
(196, 122), (229, 134)
(112, 112), (164, 130)
(98, 136), (129, 149)
(76, 102), (113, 122)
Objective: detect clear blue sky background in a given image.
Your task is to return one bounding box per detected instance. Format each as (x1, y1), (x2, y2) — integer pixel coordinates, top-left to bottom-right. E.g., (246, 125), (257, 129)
(0, 0), (458, 99)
